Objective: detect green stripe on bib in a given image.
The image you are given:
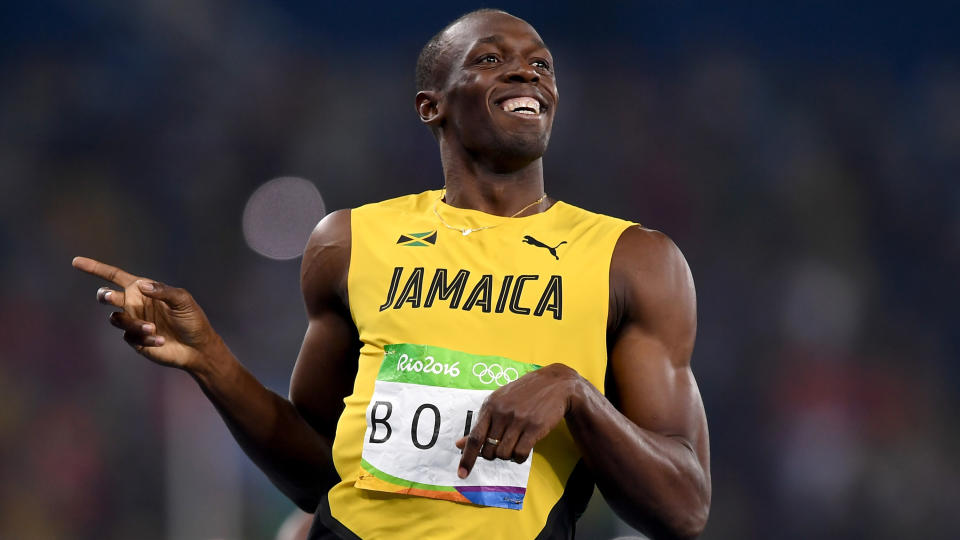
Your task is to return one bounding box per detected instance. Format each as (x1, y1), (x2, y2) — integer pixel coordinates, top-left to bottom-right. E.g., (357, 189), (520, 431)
(380, 344), (540, 391)
(359, 458), (458, 492)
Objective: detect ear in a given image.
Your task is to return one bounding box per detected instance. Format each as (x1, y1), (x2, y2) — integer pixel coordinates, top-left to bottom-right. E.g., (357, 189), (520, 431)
(415, 90), (444, 128)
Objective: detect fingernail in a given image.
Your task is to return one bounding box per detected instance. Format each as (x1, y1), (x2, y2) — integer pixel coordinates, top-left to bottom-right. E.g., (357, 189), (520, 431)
(138, 281), (155, 292)
(154, 336), (165, 346)
(458, 467), (468, 479)
(142, 323), (155, 333)
(103, 291), (112, 300)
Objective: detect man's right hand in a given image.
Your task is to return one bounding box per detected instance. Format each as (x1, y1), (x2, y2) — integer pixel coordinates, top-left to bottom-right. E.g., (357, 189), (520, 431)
(72, 256), (223, 371)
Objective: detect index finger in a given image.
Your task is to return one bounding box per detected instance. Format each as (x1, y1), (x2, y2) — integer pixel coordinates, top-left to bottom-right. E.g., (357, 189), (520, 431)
(72, 256), (138, 287)
(457, 409), (491, 479)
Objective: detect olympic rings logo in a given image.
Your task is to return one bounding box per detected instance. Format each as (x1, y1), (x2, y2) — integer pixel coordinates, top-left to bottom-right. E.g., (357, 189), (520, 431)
(472, 362), (519, 387)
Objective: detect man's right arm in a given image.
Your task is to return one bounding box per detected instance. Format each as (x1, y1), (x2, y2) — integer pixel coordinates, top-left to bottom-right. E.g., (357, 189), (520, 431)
(73, 209), (358, 512)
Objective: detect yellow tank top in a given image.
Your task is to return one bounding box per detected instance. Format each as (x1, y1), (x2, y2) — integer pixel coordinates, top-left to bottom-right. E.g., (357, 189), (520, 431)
(318, 190), (634, 539)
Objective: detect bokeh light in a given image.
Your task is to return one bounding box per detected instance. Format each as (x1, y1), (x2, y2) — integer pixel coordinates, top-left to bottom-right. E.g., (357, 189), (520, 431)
(242, 177), (326, 260)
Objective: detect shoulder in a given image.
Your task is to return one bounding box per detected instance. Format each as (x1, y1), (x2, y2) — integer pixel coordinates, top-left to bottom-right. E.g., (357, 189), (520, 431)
(611, 226), (690, 283)
(301, 209), (352, 312)
(303, 208), (351, 263)
(609, 226), (696, 340)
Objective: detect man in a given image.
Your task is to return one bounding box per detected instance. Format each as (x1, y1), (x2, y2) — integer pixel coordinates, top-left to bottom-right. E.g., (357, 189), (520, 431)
(73, 9), (710, 539)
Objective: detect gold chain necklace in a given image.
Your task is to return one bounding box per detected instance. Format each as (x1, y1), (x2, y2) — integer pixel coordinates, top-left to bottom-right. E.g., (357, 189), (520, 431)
(433, 189), (548, 236)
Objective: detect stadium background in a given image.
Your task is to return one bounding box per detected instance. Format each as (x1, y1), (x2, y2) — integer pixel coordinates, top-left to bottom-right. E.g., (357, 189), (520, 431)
(1, 1), (958, 538)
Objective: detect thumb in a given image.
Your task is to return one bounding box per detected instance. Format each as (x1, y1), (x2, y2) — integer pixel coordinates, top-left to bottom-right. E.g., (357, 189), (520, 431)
(136, 280), (193, 310)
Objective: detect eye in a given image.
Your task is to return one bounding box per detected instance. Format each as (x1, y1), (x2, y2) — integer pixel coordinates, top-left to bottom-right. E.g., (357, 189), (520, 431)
(531, 59), (551, 71)
(479, 54), (500, 64)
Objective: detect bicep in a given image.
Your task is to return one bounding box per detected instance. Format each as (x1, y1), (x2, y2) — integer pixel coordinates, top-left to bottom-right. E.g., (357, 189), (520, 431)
(608, 327), (708, 458)
(288, 209), (360, 441)
(608, 228), (708, 459)
(290, 310), (359, 441)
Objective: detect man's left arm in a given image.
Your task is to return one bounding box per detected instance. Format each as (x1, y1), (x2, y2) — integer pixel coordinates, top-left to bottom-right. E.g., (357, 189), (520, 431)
(566, 227), (710, 539)
(457, 227), (710, 539)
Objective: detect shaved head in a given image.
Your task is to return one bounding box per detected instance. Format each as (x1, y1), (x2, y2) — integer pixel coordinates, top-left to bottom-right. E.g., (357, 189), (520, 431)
(415, 8), (512, 91)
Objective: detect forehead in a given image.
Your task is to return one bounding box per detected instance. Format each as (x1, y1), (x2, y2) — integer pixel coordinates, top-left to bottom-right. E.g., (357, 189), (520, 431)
(444, 12), (549, 57)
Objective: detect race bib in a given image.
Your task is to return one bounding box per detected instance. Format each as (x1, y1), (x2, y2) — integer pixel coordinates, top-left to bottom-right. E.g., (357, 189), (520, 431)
(356, 343), (540, 510)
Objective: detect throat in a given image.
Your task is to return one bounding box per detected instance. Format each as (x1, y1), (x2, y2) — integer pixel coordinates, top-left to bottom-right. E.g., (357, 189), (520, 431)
(441, 187), (548, 220)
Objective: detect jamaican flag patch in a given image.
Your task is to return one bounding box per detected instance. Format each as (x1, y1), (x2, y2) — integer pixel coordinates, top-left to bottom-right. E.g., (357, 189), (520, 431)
(396, 231), (437, 246)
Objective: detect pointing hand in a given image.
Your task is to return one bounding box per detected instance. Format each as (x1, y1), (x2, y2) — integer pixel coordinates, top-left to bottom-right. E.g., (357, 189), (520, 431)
(455, 363), (581, 478)
(72, 256), (222, 370)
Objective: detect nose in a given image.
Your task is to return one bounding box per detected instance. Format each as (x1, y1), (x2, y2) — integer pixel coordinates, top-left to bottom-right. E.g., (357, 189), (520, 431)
(503, 59), (539, 84)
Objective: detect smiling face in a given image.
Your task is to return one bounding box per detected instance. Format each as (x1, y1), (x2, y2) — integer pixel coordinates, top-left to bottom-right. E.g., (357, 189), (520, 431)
(423, 12), (559, 171)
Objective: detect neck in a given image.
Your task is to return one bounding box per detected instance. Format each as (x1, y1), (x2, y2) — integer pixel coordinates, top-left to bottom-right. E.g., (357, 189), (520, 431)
(438, 140), (548, 217)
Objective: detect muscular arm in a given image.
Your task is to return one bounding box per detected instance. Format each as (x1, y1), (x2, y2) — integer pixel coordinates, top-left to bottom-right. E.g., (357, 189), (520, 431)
(456, 226), (710, 539)
(565, 227), (710, 539)
(72, 209), (358, 512)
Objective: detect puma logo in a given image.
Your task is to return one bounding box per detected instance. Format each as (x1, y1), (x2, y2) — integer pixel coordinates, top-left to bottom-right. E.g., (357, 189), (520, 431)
(522, 235), (567, 260)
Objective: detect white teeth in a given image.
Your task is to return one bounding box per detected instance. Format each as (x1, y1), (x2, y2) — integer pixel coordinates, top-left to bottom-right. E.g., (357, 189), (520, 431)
(500, 97), (540, 114)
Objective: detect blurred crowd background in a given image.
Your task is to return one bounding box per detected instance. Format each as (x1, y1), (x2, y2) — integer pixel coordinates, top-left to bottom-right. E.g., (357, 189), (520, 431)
(1, 1), (958, 539)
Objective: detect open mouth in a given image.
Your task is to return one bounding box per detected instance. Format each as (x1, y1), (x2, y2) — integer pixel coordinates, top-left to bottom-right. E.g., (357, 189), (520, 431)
(497, 96), (545, 117)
